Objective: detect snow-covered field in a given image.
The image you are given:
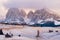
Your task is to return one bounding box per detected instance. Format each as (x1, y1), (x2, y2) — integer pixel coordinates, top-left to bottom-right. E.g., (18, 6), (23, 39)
(0, 24), (60, 40)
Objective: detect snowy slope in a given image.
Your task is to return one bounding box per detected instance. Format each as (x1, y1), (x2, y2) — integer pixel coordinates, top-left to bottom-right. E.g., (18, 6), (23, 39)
(1, 27), (60, 40)
(4, 8), (26, 24)
(3, 27), (37, 38)
(49, 35), (60, 40)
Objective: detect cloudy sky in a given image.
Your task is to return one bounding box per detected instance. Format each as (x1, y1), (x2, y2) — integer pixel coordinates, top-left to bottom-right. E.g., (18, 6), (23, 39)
(2, 0), (60, 8)
(0, 0), (60, 19)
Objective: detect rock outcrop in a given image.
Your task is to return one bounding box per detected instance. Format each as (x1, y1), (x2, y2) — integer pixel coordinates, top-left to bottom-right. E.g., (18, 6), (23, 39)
(27, 11), (37, 25)
(34, 8), (60, 20)
(27, 8), (60, 25)
(4, 8), (26, 24)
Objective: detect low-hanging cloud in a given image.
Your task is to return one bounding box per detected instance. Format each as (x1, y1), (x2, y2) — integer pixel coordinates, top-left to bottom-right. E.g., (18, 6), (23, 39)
(0, 0), (60, 19)
(3, 0), (60, 9)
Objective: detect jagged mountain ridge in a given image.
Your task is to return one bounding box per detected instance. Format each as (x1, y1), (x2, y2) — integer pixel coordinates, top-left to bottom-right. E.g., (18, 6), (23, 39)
(2, 8), (60, 25)
(27, 9), (60, 20)
(34, 8), (60, 20)
(27, 8), (60, 24)
(4, 8), (26, 24)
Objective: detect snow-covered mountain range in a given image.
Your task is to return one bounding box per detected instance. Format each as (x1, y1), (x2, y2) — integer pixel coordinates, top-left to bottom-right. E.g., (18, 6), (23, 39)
(0, 8), (60, 26)
(27, 8), (60, 26)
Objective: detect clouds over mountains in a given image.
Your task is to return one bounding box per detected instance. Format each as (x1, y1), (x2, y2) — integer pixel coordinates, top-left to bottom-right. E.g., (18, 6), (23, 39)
(0, 0), (60, 19)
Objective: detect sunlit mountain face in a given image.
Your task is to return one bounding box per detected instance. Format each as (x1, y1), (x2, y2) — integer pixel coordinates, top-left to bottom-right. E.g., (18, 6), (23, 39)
(19, 8), (36, 14)
(0, 8), (60, 15)
(0, 8), (60, 20)
(0, 8), (60, 27)
(0, 7), (8, 20)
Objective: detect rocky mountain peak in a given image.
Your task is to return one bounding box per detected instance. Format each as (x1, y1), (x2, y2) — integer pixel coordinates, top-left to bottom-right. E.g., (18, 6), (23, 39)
(4, 8), (26, 24)
(27, 11), (34, 19)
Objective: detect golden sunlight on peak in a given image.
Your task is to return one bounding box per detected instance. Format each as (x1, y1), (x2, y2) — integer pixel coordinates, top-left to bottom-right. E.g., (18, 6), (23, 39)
(20, 8), (36, 14)
(0, 6), (8, 19)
